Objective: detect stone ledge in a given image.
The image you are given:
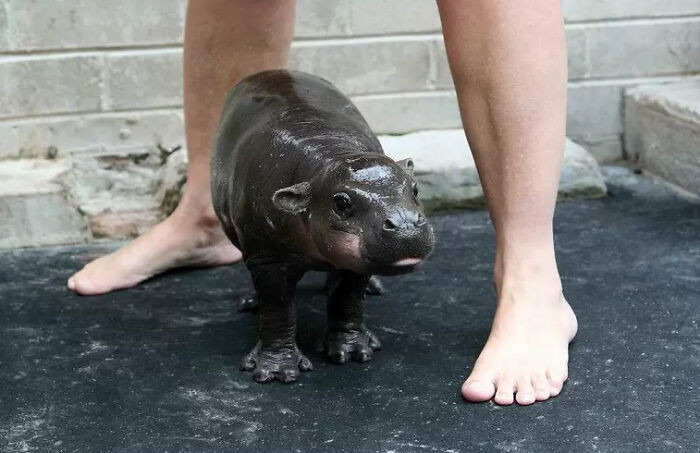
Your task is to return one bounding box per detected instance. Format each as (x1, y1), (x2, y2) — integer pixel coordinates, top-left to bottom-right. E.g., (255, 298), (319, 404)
(380, 130), (607, 210)
(0, 132), (606, 249)
(625, 80), (700, 195)
(627, 81), (700, 124)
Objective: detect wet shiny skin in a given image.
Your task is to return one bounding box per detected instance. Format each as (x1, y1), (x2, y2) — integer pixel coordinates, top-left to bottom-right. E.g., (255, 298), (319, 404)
(211, 70), (434, 382)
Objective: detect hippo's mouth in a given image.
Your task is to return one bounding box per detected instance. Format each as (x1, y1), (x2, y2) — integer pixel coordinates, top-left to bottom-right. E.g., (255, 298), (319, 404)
(366, 256), (425, 275)
(390, 257), (423, 267)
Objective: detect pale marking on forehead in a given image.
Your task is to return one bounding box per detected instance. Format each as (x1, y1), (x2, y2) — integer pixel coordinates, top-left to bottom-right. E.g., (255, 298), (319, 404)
(352, 165), (396, 184)
(347, 179), (407, 203)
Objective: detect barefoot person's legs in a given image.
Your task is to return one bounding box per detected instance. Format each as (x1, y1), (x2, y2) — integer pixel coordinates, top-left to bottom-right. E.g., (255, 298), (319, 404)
(68, 0), (296, 295)
(437, 0), (578, 405)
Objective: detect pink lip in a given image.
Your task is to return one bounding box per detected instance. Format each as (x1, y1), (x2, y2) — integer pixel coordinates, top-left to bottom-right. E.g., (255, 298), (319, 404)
(391, 257), (423, 267)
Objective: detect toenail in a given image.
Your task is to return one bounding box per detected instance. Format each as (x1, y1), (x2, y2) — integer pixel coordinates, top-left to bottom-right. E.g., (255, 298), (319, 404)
(67, 278), (75, 290)
(517, 393), (536, 405)
(465, 381), (487, 392)
(462, 381), (495, 402)
(495, 394), (514, 405)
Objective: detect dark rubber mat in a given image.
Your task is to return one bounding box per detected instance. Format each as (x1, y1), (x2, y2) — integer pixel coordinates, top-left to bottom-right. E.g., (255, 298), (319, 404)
(1, 167), (698, 452)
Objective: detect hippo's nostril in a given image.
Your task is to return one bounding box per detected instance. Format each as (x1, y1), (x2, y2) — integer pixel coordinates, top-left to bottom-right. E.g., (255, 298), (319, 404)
(383, 219), (396, 231)
(416, 215), (427, 227)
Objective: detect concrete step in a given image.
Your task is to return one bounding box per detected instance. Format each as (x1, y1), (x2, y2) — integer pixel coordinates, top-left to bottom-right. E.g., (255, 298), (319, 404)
(0, 158), (87, 249)
(625, 81), (700, 195)
(380, 130), (607, 210)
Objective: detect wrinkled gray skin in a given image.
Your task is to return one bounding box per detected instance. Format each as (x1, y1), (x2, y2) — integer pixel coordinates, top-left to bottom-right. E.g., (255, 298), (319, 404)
(212, 70), (434, 383)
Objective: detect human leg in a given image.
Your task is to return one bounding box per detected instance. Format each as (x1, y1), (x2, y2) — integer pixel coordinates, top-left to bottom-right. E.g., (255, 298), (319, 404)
(68, 0), (296, 295)
(437, 0), (577, 405)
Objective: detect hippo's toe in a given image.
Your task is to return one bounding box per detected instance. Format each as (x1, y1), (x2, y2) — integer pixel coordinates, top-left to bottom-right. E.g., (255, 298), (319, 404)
(324, 325), (381, 364)
(241, 341), (312, 384)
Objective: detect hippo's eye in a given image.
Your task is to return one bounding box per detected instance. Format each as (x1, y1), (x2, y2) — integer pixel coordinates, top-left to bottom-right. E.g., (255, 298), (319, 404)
(332, 192), (353, 216)
(412, 182), (419, 198)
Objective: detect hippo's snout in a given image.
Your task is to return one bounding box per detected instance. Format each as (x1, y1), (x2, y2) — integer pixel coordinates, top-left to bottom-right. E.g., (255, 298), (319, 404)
(382, 209), (428, 236)
(367, 207), (434, 275)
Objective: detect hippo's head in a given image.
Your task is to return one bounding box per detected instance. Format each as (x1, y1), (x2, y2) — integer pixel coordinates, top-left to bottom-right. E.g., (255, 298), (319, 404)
(272, 153), (434, 275)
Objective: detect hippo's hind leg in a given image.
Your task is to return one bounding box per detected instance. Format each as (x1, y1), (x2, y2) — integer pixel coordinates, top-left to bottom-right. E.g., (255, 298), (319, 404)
(323, 270), (381, 364)
(241, 261), (312, 383)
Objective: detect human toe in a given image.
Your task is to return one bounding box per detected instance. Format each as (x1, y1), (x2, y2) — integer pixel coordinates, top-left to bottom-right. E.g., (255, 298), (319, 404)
(461, 378), (496, 402)
(515, 376), (536, 405)
(533, 372), (552, 401)
(547, 368), (568, 396)
(493, 378), (516, 405)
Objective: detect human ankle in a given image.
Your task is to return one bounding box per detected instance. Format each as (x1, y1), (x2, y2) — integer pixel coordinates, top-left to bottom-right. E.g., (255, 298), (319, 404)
(172, 192), (221, 230)
(493, 240), (561, 295)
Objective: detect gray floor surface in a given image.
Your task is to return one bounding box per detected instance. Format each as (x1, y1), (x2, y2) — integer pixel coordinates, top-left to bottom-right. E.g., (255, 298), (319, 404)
(1, 167), (698, 452)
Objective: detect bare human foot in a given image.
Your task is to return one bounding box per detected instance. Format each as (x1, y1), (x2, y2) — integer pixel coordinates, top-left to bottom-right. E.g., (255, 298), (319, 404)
(462, 275), (578, 406)
(67, 206), (242, 296)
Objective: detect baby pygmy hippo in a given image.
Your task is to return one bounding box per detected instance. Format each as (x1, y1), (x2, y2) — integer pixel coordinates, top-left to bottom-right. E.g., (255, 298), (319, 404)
(211, 70), (435, 383)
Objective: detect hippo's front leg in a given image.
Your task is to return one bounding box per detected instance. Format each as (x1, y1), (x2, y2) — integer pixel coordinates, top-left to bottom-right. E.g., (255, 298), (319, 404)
(241, 262), (312, 383)
(324, 270), (381, 364)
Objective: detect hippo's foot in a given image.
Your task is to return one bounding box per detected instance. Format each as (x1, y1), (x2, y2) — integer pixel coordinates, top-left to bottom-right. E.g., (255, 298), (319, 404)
(365, 276), (386, 296)
(324, 325), (381, 364)
(241, 341), (313, 383)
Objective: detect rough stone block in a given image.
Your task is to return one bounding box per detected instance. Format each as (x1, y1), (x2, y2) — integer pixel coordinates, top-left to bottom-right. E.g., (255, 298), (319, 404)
(582, 19), (700, 79)
(69, 146), (187, 238)
(5, 0), (185, 50)
(0, 56), (102, 119)
(296, 0), (352, 38)
(567, 82), (625, 161)
(562, 0), (700, 22)
(0, 159), (87, 248)
(105, 50), (183, 110)
(0, 110), (184, 159)
(566, 27), (589, 80)
(568, 83), (624, 140)
(380, 130), (606, 210)
(0, 121), (19, 160)
(290, 37), (434, 96)
(625, 81), (700, 195)
(295, 0), (441, 38)
(0, 2), (8, 51)
(347, 0), (441, 35)
(432, 39), (452, 90)
(353, 91), (461, 134)
(575, 136), (624, 163)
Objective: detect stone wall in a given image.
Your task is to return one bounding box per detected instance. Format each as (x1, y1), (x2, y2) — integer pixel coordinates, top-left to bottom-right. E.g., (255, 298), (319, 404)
(1, 1), (699, 248)
(1, 0), (699, 163)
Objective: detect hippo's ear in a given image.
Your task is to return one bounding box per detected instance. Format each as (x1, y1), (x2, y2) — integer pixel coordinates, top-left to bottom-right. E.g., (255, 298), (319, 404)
(272, 182), (312, 214)
(396, 158), (414, 176)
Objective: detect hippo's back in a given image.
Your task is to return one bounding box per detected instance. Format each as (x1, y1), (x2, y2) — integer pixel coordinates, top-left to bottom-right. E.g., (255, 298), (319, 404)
(211, 70), (382, 253)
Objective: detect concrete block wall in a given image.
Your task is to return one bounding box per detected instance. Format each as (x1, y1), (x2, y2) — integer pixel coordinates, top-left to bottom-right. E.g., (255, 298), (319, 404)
(1, 0), (699, 164)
